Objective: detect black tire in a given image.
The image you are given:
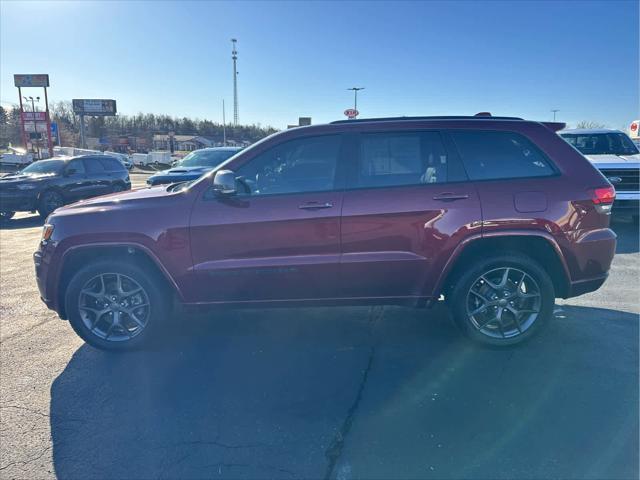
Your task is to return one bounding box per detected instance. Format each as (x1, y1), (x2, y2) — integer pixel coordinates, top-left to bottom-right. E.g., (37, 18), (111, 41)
(0, 211), (15, 222)
(112, 182), (125, 193)
(65, 260), (169, 351)
(38, 190), (64, 218)
(447, 253), (555, 346)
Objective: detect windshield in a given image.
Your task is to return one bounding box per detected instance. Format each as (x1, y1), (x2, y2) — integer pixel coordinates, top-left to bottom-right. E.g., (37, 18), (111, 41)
(177, 149), (239, 168)
(560, 132), (640, 156)
(20, 160), (66, 175)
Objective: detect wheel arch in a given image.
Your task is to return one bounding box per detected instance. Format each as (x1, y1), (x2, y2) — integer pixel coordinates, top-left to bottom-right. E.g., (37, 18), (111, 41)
(435, 232), (571, 299)
(56, 243), (182, 319)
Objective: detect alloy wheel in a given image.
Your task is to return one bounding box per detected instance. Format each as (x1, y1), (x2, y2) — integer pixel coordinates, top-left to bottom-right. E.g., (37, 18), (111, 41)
(466, 267), (542, 339)
(78, 273), (151, 342)
(42, 192), (63, 213)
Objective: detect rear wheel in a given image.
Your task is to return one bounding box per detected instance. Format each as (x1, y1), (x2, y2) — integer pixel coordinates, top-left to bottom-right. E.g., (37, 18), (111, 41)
(38, 190), (64, 218)
(448, 253), (554, 346)
(112, 182), (126, 193)
(65, 260), (169, 351)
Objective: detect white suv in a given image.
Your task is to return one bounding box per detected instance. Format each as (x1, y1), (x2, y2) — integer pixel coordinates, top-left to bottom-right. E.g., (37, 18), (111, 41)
(560, 128), (639, 223)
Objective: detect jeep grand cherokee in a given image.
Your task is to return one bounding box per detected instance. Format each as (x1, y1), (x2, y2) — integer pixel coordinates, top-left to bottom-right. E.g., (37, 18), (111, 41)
(34, 115), (616, 350)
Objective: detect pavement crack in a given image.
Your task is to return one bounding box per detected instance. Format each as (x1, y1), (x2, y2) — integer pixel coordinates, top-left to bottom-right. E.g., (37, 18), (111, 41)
(162, 439), (266, 450)
(324, 307), (381, 480)
(0, 445), (52, 471)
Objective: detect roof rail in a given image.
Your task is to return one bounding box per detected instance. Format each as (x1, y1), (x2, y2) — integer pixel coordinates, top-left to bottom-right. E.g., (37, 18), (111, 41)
(330, 115), (524, 124)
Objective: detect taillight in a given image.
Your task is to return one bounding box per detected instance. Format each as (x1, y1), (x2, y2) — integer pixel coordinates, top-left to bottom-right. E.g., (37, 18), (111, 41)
(590, 185), (615, 214)
(592, 186), (615, 204)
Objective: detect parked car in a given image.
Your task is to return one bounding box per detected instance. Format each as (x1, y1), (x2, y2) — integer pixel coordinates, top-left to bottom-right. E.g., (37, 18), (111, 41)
(559, 129), (639, 223)
(146, 147), (242, 186)
(1, 155), (131, 220)
(34, 115), (616, 351)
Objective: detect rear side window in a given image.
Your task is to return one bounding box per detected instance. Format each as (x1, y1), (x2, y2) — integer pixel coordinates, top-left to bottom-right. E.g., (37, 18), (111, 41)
(99, 157), (125, 172)
(354, 131), (448, 188)
(451, 131), (555, 181)
(84, 157), (105, 173)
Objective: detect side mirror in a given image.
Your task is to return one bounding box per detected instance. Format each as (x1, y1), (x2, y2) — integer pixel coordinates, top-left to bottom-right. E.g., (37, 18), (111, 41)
(212, 169), (237, 195)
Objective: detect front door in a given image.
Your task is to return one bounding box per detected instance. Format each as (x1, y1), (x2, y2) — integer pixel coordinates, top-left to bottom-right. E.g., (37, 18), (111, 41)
(339, 130), (482, 300)
(188, 134), (345, 303)
(62, 159), (92, 201)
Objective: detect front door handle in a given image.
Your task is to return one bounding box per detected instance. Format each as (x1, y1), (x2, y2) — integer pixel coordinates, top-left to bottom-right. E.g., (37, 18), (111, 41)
(299, 201), (333, 210)
(432, 193), (470, 202)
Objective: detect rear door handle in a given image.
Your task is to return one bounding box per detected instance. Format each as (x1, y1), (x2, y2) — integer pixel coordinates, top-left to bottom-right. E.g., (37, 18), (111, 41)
(432, 193), (470, 201)
(299, 201), (333, 210)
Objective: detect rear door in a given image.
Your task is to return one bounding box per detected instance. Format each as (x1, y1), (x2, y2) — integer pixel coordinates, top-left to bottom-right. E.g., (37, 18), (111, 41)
(448, 129), (560, 235)
(188, 134), (346, 303)
(339, 130), (482, 300)
(82, 157), (112, 197)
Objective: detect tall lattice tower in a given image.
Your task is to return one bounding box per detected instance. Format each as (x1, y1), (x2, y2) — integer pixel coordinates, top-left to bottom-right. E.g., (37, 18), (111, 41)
(231, 38), (238, 125)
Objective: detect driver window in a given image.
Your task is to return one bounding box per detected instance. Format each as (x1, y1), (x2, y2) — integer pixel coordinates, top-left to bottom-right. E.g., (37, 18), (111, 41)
(236, 135), (341, 196)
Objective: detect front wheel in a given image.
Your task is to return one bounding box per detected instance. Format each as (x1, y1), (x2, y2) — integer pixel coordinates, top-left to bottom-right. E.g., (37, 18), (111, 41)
(447, 253), (555, 346)
(65, 260), (169, 351)
(38, 190), (64, 218)
(111, 183), (126, 193)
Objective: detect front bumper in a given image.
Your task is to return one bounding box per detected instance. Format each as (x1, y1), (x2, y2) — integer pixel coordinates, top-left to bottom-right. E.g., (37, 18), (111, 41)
(0, 191), (38, 212)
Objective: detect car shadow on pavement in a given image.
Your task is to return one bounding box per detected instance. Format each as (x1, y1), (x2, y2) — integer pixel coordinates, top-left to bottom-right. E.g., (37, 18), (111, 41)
(49, 304), (638, 479)
(0, 215), (44, 230)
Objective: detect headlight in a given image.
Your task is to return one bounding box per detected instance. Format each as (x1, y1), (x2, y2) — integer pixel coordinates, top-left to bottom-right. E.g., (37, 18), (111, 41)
(16, 184), (37, 190)
(41, 223), (54, 242)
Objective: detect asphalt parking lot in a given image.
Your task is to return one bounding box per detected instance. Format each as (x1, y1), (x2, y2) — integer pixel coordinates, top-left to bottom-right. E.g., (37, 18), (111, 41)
(0, 174), (638, 479)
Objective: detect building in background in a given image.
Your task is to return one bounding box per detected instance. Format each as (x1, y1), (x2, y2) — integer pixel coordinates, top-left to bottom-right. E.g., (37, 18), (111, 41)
(152, 134), (215, 151)
(287, 117), (312, 129)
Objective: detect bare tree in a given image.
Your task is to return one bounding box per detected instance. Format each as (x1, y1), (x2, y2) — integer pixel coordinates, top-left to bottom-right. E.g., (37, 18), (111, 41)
(575, 121), (608, 129)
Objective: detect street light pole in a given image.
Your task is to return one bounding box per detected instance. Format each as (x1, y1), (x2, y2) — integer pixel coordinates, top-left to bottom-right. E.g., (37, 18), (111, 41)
(551, 109), (560, 121)
(347, 87), (365, 112)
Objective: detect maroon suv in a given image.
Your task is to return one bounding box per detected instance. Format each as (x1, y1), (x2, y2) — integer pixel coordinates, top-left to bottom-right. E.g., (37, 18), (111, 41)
(34, 115), (617, 350)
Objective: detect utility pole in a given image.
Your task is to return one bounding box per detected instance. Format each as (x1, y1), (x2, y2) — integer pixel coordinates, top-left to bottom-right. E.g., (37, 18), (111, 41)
(231, 38), (239, 126)
(347, 87), (365, 112)
(222, 99), (227, 146)
(79, 114), (86, 149)
(551, 109), (560, 121)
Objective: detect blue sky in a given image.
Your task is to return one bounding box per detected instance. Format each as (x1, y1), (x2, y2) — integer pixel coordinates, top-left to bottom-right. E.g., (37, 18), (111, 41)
(1, 0), (638, 129)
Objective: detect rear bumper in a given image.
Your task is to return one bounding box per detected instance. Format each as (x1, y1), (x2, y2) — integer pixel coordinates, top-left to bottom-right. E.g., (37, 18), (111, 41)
(567, 274), (608, 297)
(562, 228), (616, 299)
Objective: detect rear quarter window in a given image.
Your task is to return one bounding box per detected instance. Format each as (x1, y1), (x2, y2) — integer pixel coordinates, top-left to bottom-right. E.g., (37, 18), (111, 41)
(451, 130), (555, 181)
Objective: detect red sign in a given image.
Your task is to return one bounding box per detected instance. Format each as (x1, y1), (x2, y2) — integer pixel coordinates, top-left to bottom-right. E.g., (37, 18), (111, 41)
(344, 108), (359, 119)
(631, 122), (638, 132)
(22, 111), (47, 121)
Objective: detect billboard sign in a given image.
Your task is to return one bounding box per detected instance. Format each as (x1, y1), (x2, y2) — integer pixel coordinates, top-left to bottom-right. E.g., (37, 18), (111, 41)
(630, 120), (639, 139)
(72, 99), (117, 116)
(14, 74), (50, 88)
